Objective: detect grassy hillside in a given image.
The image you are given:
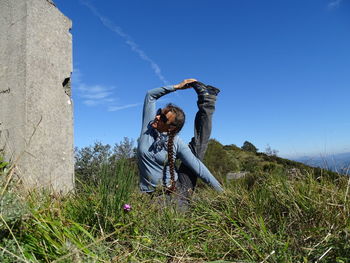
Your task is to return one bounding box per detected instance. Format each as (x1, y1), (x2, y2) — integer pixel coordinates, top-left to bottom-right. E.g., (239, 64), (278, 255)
(0, 142), (349, 262)
(203, 139), (340, 182)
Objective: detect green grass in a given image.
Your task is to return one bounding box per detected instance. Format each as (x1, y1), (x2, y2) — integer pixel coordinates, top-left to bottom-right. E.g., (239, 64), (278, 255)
(0, 156), (349, 262)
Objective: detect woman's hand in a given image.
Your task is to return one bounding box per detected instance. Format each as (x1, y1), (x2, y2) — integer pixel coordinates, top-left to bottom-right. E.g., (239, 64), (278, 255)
(174, 79), (197, 90)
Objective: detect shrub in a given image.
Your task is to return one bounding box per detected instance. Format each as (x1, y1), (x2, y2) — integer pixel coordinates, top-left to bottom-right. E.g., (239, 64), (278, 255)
(241, 141), (258, 153)
(204, 139), (240, 178)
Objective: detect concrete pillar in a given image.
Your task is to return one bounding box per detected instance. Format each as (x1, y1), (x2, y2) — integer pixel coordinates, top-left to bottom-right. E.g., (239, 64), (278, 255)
(0, 0), (74, 193)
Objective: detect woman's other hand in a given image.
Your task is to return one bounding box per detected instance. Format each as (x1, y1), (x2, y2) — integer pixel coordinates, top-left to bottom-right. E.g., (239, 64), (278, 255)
(174, 79), (197, 90)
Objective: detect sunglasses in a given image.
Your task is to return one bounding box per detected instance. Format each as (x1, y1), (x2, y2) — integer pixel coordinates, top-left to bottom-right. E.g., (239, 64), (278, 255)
(156, 108), (169, 123)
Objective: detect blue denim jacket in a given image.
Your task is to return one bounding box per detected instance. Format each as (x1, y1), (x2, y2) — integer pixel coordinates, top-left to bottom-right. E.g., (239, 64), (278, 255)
(137, 86), (223, 192)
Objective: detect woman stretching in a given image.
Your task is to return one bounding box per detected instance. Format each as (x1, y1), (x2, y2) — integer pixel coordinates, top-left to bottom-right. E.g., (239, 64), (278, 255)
(137, 79), (223, 201)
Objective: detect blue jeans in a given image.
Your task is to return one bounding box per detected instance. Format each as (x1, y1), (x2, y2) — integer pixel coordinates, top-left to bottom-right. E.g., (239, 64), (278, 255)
(176, 94), (217, 202)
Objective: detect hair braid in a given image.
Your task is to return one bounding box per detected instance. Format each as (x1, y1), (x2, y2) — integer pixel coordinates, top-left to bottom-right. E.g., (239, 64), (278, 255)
(167, 131), (176, 191)
(161, 103), (185, 192)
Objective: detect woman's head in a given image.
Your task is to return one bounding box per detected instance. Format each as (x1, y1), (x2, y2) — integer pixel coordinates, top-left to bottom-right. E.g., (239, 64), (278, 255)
(151, 103), (185, 134)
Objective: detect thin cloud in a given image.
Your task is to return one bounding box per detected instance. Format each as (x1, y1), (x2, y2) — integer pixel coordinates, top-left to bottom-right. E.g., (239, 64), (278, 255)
(108, 103), (141, 112)
(328, 0), (343, 9)
(73, 69), (139, 110)
(79, 84), (113, 100)
(80, 0), (169, 86)
(73, 69), (115, 106)
(83, 100), (100, 107)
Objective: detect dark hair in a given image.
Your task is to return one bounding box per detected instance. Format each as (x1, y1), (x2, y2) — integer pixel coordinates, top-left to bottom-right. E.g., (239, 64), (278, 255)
(163, 103), (185, 133)
(163, 103), (185, 191)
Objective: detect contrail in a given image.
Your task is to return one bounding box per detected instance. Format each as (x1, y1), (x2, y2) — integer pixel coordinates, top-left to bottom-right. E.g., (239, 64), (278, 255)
(81, 1), (169, 86)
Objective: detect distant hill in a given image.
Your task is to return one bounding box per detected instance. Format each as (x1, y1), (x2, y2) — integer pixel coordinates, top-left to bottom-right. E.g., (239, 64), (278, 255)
(293, 152), (350, 174)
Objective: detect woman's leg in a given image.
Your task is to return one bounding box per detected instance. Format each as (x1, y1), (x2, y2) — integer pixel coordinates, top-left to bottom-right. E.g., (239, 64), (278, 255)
(178, 82), (219, 190)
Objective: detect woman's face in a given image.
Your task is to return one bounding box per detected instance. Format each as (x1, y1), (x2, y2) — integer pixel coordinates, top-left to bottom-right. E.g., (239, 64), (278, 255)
(151, 108), (176, 133)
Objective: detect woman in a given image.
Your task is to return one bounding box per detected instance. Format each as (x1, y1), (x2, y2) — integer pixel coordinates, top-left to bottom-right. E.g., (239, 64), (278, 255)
(137, 79), (223, 200)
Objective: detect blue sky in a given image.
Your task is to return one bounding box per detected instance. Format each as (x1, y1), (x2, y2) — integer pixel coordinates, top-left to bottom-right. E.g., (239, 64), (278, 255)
(54, 0), (350, 157)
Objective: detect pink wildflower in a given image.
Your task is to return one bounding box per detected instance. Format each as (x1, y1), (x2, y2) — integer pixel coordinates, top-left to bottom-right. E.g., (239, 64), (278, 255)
(123, 204), (132, 212)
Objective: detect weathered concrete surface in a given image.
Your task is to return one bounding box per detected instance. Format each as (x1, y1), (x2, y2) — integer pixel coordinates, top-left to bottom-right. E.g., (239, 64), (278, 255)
(0, 0), (74, 193)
